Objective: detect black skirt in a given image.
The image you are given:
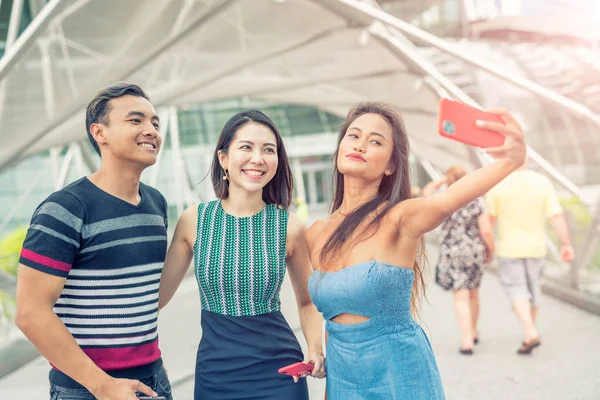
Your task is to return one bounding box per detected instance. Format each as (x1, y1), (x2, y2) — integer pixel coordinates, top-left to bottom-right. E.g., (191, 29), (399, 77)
(194, 309), (309, 400)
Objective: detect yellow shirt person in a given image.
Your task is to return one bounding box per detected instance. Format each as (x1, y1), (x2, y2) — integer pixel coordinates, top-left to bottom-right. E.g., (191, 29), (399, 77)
(485, 168), (573, 355)
(485, 169), (563, 259)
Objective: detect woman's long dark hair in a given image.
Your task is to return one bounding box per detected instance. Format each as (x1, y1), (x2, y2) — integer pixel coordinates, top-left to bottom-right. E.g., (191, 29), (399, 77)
(210, 110), (293, 209)
(319, 102), (426, 313)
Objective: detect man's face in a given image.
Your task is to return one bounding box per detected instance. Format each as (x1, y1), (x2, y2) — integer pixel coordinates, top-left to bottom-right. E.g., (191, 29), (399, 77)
(93, 95), (162, 168)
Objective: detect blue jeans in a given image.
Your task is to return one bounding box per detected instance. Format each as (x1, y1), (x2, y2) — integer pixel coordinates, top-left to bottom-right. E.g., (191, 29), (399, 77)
(49, 366), (173, 400)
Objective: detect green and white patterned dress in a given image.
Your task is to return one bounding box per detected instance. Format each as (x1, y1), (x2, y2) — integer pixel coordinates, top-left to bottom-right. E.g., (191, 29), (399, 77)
(192, 200), (308, 400)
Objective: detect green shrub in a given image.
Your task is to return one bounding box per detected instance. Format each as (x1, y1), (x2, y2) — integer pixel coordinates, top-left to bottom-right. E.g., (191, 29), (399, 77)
(559, 196), (591, 227)
(0, 290), (15, 321)
(0, 226), (28, 277)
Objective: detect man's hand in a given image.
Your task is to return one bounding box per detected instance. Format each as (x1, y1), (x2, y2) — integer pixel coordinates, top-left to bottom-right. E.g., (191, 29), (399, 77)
(92, 377), (157, 400)
(560, 245), (575, 263)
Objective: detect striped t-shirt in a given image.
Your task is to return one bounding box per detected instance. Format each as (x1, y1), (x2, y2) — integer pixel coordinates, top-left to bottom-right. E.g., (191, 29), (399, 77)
(19, 177), (168, 387)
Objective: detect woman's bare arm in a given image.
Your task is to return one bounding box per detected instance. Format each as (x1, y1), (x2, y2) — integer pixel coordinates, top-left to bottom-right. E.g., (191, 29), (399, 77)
(397, 110), (526, 238)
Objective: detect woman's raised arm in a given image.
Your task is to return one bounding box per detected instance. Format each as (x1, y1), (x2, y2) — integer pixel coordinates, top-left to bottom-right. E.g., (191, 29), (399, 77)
(398, 109), (526, 238)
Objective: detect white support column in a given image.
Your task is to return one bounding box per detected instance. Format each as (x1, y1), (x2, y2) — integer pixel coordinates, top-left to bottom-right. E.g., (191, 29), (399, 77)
(307, 171), (318, 207)
(28, 0), (45, 19)
(5, 0), (25, 49)
(292, 158), (306, 202)
(0, 0), (25, 137)
(39, 37), (56, 117)
(53, 22), (79, 98)
(50, 146), (61, 187)
(169, 107), (198, 214)
(55, 144), (76, 190)
(170, 108), (185, 216)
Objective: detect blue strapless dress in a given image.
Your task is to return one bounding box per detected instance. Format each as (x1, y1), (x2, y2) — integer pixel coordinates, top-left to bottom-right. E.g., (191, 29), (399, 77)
(309, 261), (445, 399)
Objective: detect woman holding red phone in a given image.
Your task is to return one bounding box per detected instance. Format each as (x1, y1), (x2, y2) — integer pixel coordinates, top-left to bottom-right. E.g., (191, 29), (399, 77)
(158, 110), (326, 399)
(306, 102), (526, 399)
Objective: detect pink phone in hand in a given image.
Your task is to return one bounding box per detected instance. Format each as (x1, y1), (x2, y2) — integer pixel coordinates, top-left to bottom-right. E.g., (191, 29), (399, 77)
(278, 362), (314, 378)
(438, 98), (506, 148)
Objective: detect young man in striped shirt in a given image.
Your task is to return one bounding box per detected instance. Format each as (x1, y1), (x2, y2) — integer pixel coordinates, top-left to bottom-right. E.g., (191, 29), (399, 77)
(16, 83), (172, 400)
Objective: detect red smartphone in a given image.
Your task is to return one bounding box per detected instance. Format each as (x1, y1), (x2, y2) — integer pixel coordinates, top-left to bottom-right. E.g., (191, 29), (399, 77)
(278, 362), (314, 378)
(438, 98), (506, 148)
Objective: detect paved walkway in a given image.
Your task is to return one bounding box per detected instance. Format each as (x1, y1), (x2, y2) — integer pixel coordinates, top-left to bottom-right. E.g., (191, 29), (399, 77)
(1, 242), (599, 399)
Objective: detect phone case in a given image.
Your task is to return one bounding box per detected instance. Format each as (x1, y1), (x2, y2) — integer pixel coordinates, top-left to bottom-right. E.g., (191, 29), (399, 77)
(138, 396), (167, 400)
(278, 362), (314, 378)
(137, 397), (167, 400)
(438, 98), (506, 148)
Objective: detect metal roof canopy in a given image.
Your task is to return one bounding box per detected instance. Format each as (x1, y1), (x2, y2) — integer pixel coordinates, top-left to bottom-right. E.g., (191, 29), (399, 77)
(0, 0), (598, 180)
(0, 0), (473, 173)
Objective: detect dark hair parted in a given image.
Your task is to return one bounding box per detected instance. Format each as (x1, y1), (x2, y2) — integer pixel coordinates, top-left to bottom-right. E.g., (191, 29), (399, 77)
(210, 110), (293, 209)
(85, 82), (150, 156)
(319, 102), (426, 313)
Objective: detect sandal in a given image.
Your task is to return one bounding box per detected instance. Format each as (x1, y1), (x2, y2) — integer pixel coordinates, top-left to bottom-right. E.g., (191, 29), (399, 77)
(459, 348), (473, 355)
(517, 338), (541, 355)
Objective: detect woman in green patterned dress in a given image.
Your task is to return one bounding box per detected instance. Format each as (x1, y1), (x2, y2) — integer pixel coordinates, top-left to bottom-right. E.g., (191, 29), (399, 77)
(158, 110), (325, 399)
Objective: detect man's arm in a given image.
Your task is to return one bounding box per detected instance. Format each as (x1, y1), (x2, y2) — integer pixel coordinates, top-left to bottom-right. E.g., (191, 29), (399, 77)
(550, 213), (575, 262)
(16, 266), (156, 400)
(16, 267), (108, 391)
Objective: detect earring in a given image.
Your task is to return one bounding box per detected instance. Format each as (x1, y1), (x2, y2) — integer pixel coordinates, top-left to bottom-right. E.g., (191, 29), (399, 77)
(385, 170), (391, 176)
(223, 169), (229, 181)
